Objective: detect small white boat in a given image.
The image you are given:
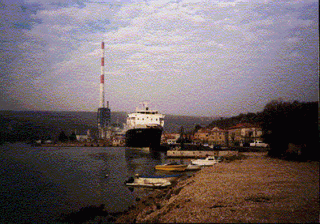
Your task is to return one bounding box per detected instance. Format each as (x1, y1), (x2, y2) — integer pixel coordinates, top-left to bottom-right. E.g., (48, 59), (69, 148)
(125, 174), (172, 188)
(138, 174), (182, 182)
(185, 164), (202, 171)
(191, 156), (221, 166)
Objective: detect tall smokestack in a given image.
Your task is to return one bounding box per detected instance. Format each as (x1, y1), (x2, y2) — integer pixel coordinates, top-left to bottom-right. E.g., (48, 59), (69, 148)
(100, 41), (105, 108)
(97, 41), (111, 140)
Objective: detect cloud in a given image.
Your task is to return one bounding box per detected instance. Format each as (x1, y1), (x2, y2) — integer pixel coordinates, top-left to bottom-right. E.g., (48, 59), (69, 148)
(0, 0), (318, 116)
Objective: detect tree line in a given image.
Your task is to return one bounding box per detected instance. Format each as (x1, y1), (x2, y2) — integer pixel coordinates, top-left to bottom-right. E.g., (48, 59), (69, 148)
(202, 100), (318, 160)
(1, 100), (318, 160)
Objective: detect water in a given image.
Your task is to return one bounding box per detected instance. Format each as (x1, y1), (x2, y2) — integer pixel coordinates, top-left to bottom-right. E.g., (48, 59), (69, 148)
(0, 143), (180, 223)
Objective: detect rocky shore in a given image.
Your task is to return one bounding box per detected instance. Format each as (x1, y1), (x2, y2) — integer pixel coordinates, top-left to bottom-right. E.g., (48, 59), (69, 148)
(114, 152), (319, 223)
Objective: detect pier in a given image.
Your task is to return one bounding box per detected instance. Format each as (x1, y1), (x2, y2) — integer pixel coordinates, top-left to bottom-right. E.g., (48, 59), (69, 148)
(167, 149), (238, 158)
(166, 144), (268, 158)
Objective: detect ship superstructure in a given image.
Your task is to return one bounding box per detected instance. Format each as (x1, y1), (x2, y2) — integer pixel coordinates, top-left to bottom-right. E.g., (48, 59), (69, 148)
(125, 102), (165, 149)
(126, 102), (164, 130)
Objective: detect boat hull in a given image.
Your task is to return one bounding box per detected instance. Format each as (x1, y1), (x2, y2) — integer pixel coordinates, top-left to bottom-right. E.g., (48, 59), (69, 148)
(191, 161), (217, 166)
(155, 164), (187, 172)
(186, 164), (202, 170)
(126, 182), (171, 188)
(125, 176), (171, 188)
(191, 156), (221, 166)
(125, 128), (162, 149)
(139, 174), (181, 182)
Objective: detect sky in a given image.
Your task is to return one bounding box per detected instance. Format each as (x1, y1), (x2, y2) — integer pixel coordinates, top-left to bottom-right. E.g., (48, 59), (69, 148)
(0, 0), (318, 117)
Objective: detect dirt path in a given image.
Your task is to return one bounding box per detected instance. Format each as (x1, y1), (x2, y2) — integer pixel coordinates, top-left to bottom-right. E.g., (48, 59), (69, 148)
(115, 152), (319, 223)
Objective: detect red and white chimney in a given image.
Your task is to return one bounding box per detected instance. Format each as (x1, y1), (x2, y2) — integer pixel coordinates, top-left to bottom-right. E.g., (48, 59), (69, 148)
(100, 41), (105, 108)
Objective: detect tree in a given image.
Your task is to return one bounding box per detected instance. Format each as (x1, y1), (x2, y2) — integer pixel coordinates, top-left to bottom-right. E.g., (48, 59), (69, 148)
(261, 100), (318, 160)
(69, 131), (77, 142)
(58, 130), (68, 142)
(193, 124), (202, 133)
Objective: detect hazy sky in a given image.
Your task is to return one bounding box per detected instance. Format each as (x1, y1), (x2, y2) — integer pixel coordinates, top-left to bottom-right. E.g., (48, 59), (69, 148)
(0, 0), (318, 117)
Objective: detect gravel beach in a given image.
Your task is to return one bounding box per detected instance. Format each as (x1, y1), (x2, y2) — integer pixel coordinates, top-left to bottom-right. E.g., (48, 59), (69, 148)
(114, 152), (319, 223)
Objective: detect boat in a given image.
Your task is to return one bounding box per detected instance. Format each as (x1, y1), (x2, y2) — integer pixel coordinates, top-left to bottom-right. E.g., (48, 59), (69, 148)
(125, 174), (172, 188)
(137, 174), (182, 182)
(125, 102), (165, 150)
(155, 162), (188, 172)
(185, 164), (202, 171)
(191, 156), (221, 166)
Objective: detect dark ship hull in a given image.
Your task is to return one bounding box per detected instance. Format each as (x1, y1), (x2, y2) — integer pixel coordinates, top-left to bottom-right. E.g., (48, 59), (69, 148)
(125, 128), (162, 149)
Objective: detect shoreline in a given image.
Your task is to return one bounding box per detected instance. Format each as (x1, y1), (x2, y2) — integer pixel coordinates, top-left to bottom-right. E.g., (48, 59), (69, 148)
(113, 152), (319, 223)
(55, 152), (319, 223)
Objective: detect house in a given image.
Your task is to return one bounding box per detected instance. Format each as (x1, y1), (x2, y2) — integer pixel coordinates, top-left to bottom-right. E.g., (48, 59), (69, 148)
(162, 133), (180, 144)
(76, 129), (92, 142)
(193, 127), (228, 146)
(208, 127), (228, 146)
(193, 124), (265, 147)
(227, 123), (264, 146)
(110, 126), (126, 146)
(193, 128), (211, 143)
(111, 135), (125, 146)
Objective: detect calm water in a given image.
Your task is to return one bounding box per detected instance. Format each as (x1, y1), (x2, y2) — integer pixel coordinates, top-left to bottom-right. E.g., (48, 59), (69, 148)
(0, 143), (183, 223)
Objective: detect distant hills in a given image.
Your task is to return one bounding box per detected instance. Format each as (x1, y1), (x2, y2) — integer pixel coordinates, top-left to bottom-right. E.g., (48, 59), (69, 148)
(0, 110), (214, 143)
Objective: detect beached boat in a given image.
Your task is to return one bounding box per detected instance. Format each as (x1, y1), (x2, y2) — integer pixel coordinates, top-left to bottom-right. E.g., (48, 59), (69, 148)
(155, 162), (188, 172)
(191, 156), (221, 166)
(125, 175), (172, 188)
(185, 164), (202, 171)
(138, 174), (182, 182)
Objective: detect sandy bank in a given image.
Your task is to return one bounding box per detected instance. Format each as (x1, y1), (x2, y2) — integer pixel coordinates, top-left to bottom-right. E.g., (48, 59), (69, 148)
(115, 152), (319, 223)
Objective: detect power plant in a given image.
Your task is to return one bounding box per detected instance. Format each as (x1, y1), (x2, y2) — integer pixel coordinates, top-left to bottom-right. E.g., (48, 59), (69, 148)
(97, 41), (111, 140)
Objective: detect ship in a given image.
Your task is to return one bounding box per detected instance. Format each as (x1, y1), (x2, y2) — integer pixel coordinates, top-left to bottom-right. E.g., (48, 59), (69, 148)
(125, 102), (165, 149)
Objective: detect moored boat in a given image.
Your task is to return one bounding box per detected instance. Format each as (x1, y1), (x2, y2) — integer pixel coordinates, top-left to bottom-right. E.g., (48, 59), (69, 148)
(191, 156), (221, 166)
(125, 174), (172, 188)
(155, 162), (188, 172)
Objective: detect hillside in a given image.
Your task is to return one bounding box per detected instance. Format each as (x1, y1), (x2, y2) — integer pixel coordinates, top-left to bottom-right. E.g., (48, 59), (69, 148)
(0, 110), (213, 143)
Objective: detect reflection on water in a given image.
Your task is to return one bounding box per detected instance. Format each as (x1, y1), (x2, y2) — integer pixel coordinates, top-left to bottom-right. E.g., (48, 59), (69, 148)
(125, 148), (166, 176)
(0, 143), (171, 223)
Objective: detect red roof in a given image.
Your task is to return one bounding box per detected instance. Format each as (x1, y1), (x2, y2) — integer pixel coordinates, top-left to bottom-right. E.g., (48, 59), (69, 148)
(228, 123), (259, 130)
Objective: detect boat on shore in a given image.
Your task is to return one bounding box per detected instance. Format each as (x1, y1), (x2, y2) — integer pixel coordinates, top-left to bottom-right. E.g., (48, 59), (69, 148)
(137, 174), (182, 182)
(191, 156), (221, 166)
(125, 102), (165, 150)
(155, 162), (188, 172)
(125, 174), (173, 188)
